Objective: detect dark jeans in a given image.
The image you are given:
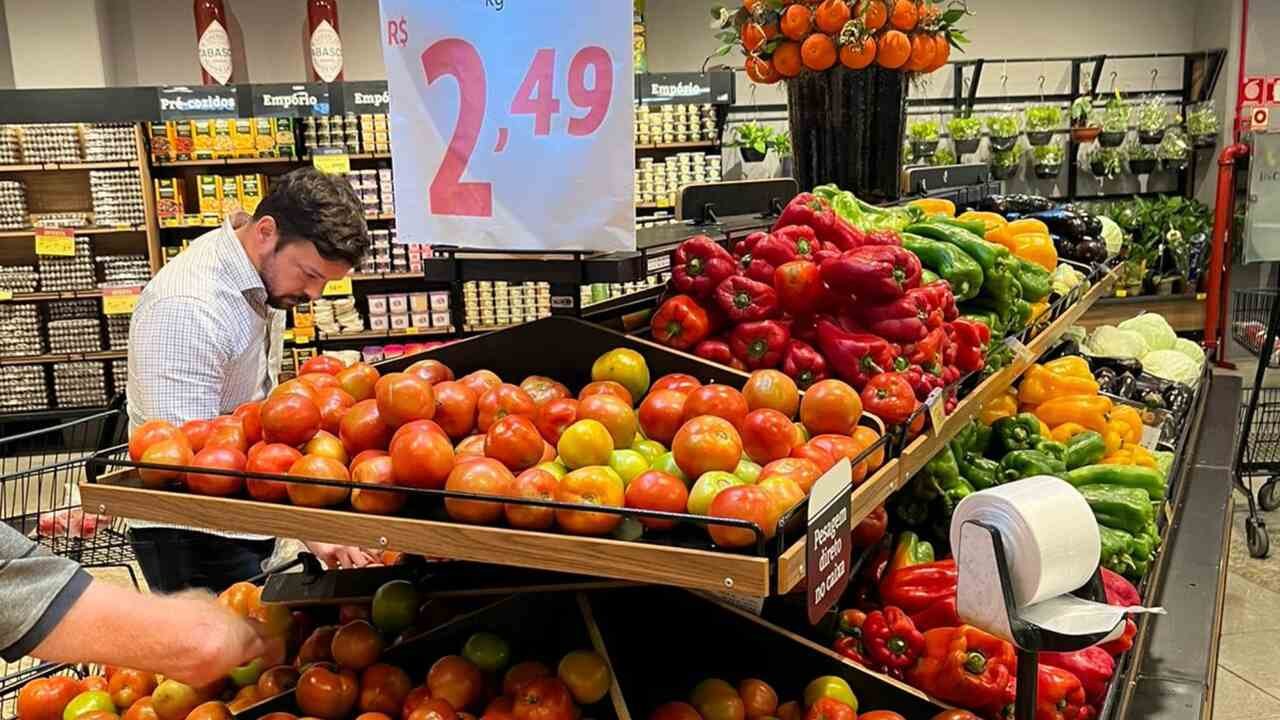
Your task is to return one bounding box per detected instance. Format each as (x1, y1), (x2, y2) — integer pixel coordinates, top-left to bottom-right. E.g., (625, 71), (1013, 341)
(129, 528), (276, 593)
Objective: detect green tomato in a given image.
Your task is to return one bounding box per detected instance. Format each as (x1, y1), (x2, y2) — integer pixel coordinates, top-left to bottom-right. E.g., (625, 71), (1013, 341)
(462, 631), (511, 672)
(591, 348), (651, 401)
(632, 439), (666, 464)
(803, 676), (858, 713)
(537, 460), (568, 480)
(228, 657), (264, 686)
(63, 691), (115, 720)
(734, 458), (762, 484)
(608, 449), (649, 486)
(687, 471), (747, 515)
(651, 452), (688, 486)
(371, 579), (418, 636)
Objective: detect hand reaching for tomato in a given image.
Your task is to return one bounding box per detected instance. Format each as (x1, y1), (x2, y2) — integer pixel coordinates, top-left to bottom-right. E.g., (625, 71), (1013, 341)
(304, 542), (382, 570)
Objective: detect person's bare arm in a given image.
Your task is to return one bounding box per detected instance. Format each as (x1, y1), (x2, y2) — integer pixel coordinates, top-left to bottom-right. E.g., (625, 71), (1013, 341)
(30, 582), (265, 687)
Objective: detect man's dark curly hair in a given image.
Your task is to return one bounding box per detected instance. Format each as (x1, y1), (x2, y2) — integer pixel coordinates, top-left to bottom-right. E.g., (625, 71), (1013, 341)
(254, 167), (370, 266)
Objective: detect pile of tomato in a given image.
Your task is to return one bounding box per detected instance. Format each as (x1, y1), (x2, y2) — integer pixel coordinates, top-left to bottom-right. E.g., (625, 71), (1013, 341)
(123, 347), (892, 551)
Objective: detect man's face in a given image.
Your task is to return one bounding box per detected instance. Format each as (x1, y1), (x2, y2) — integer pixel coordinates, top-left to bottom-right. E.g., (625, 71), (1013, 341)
(252, 219), (352, 309)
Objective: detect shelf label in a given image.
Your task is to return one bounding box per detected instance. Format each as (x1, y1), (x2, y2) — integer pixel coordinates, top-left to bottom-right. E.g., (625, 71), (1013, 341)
(550, 295), (575, 309)
(102, 286), (142, 315)
(157, 85), (239, 120)
(925, 388), (946, 430)
(646, 253), (671, 274)
(0, 290), (10, 301)
(342, 80), (390, 113)
(252, 83), (331, 117)
(293, 326), (316, 344)
(381, 0), (634, 252)
(34, 229), (75, 257)
(806, 458), (853, 625)
(312, 148), (350, 175)
(322, 277), (353, 296)
(1115, 288), (1128, 298)
(638, 71), (734, 105)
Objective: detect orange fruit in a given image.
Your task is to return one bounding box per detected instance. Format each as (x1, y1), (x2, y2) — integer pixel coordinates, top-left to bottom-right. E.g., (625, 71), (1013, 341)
(889, 0), (918, 31)
(744, 0), (764, 11)
(780, 4), (813, 41)
(801, 33), (837, 71)
(875, 29), (910, 69)
(928, 33), (951, 71)
(772, 41), (804, 77)
(763, 20), (780, 39)
(745, 55), (781, 84)
(742, 22), (767, 52)
(815, 0), (852, 33)
(903, 32), (935, 71)
(855, 0), (888, 31)
(839, 36), (876, 69)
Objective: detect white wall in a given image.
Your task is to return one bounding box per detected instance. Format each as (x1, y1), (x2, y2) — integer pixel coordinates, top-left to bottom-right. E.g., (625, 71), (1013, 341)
(4, 0), (111, 88)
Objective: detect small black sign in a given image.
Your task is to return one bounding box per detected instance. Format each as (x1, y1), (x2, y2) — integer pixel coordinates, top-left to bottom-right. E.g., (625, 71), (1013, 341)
(252, 83), (331, 118)
(638, 72), (734, 106)
(157, 85), (238, 120)
(806, 467), (853, 624)
(343, 81), (391, 113)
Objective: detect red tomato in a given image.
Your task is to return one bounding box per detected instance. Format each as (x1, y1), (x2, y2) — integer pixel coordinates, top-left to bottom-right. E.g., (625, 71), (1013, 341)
(650, 373), (702, 395)
(740, 408), (800, 464)
(180, 419), (213, 453)
(351, 455), (407, 515)
(206, 416), (249, 453)
(623, 470), (688, 530)
(426, 656), (484, 712)
(129, 419), (184, 462)
(738, 679), (778, 719)
(186, 446), (247, 496)
(852, 505), (889, 548)
(455, 434), (487, 458)
(511, 678), (575, 720)
(299, 372), (341, 391)
(245, 443), (302, 502)
(349, 449), (388, 470)
(555, 466), (625, 535)
(444, 458), (515, 524)
(534, 398), (579, 445)
(760, 457), (822, 494)
(805, 699), (855, 720)
(672, 415), (742, 479)
(648, 702), (702, 720)
(233, 401), (263, 444)
(305, 430), (350, 465)
(375, 373), (437, 428)
(637, 389), (688, 446)
(485, 415), (545, 472)
(742, 369), (800, 417)
(389, 423), (454, 490)
(296, 664), (358, 720)
(408, 699), (458, 720)
(337, 363), (382, 402)
(800, 379), (862, 435)
(792, 441), (837, 474)
(682, 384), (749, 429)
(18, 675), (82, 720)
(502, 662), (552, 697)
(433, 381), (479, 439)
(576, 393), (638, 449)
(271, 378), (318, 402)
(519, 375), (571, 408)
(340, 400), (393, 456)
(315, 387), (357, 435)
(459, 369), (502, 399)
(504, 468), (559, 530)
(405, 359), (454, 385)
(858, 712), (906, 720)
(578, 380), (632, 407)
(286, 454), (351, 508)
(477, 384), (537, 433)
(109, 669), (157, 710)
(301, 355), (346, 376)
(261, 393), (322, 446)
(706, 485), (772, 548)
(138, 437), (193, 488)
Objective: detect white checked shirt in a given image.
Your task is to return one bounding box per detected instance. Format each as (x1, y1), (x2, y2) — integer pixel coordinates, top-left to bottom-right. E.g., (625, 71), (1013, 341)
(126, 221), (283, 537)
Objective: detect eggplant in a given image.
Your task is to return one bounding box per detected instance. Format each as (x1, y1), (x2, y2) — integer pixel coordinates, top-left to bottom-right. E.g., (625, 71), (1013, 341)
(1073, 237), (1109, 264)
(1088, 355), (1145, 376)
(1003, 194), (1056, 214)
(1164, 386), (1194, 417)
(1114, 372), (1138, 399)
(1141, 390), (1167, 410)
(975, 195), (1010, 214)
(1095, 367), (1118, 393)
(1028, 209), (1093, 240)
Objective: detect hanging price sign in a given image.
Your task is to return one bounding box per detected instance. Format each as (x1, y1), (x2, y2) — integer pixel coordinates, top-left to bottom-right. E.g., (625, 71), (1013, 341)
(102, 286), (142, 315)
(379, 0), (634, 252)
(34, 228), (75, 257)
(322, 277), (353, 296)
(313, 148), (351, 175)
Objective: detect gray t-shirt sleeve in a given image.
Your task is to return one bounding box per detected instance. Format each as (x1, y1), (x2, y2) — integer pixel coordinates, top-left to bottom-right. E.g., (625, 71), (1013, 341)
(0, 523), (92, 661)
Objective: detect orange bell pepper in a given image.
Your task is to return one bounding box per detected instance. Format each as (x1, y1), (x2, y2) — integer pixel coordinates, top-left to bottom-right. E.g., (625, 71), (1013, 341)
(979, 388), (1018, 426)
(1050, 422), (1091, 442)
(910, 198), (956, 218)
(957, 210), (1008, 233)
(1108, 405), (1144, 445)
(1018, 365), (1100, 406)
(1011, 232), (1059, 272)
(1034, 395), (1113, 433)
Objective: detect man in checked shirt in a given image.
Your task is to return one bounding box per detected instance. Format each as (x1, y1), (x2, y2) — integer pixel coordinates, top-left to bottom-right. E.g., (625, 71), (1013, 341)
(127, 168), (378, 591)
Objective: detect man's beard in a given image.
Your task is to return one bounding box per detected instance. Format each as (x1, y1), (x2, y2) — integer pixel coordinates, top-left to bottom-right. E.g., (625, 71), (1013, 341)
(267, 293), (306, 310)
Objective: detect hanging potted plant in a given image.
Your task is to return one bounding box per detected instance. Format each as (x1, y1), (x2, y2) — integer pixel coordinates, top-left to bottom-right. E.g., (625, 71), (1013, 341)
(931, 145), (957, 166)
(991, 144), (1023, 180)
(1187, 103), (1220, 148)
(1099, 93), (1128, 147)
(1128, 144), (1157, 175)
(1070, 95), (1101, 143)
(1137, 98), (1169, 144)
(1032, 142), (1064, 179)
(948, 115), (982, 155)
(774, 131), (793, 177)
(728, 122), (781, 162)
(1157, 126), (1190, 172)
(1024, 104), (1062, 146)
(987, 110), (1021, 151)
(908, 118), (941, 160)
(1088, 146), (1126, 180)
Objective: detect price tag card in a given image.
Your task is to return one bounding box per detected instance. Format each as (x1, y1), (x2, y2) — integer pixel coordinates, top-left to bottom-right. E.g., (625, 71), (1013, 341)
(35, 229), (75, 257)
(293, 326), (316, 344)
(925, 388), (946, 430)
(0, 290), (12, 301)
(323, 277), (353, 296)
(313, 148), (350, 175)
(380, 0), (634, 252)
(806, 458), (853, 625)
(102, 286), (142, 315)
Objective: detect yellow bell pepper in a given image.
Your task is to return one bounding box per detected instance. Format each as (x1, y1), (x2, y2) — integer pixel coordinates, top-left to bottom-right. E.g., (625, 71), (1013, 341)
(1011, 232), (1059, 272)
(1050, 422), (1091, 442)
(910, 198), (956, 217)
(1038, 418), (1052, 437)
(1017, 364), (1101, 406)
(957, 210), (1007, 232)
(1034, 394), (1113, 433)
(986, 218), (1050, 251)
(1108, 405), (1144, 445)
(1103, 424), (1125, 454)
(979, 388), (1018, 426)
(1043, 356), (1094, 380)
(1101, 450), (1133, 465)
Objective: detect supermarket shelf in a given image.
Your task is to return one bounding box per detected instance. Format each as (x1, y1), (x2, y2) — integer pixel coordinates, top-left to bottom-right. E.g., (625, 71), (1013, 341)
(0, 160), (138, 171)
(581, 286), (664, 320)
(1079, 292), (1205, 332)
(635, 141), (718, 151)
(462, 323), (523, 333)
(0, 224), (145, 237)
(0, 288), (135, 302)
(314, 327), (454, 343)
(0, 349), (127, 365)
(152, 156), (300, 167)
(351, 271), (422, 282)
(774, 265), (1122, 594)
(366, 213), (396, 221)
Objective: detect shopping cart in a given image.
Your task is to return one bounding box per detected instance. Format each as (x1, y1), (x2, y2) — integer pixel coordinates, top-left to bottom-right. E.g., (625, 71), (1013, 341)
(1233, 288), (1280, 557)
(0, 395), (136, 582)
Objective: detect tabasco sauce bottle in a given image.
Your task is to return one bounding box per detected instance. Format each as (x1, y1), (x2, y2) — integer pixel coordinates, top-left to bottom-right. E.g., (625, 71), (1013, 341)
(308, 0), (344, 82)
(194, 0), (234, 85)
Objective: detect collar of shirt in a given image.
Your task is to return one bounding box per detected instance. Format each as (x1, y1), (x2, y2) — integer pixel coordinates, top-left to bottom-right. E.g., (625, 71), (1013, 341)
(217, 220), (269, 312)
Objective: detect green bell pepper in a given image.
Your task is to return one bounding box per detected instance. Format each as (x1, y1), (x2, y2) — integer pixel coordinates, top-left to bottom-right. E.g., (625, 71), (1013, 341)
(1098, 525), (1138, 576)
(959, 308), (1005, 336)
(1064, 431), (1107, 470)
(1062, 464), (1166, 500)
(1079, 484), (1154, 535)
(959, 453), (1003, 490)
(902, 233), (984, 301)
(992, 413), (1043, 455)
(889, 531), (935, 571)
(952, 421), (986, 456)
(1013, 257), (1052, 302)
(967, 292), (1031, 333)
(921, 268), (941, 285)
(1032, 438), (1068, 463)
(1132, 524), (1159, 562)
(926, 445), (973, 511)
(1000, 449), (1066, 481)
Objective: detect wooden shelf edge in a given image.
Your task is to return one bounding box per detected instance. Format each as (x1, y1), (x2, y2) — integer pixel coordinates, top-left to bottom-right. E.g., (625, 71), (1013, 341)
(79, 478), (773, 596)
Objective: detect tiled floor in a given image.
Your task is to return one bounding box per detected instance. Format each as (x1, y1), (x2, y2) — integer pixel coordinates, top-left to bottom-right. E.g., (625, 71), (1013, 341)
(1217, 501), (1280, 719)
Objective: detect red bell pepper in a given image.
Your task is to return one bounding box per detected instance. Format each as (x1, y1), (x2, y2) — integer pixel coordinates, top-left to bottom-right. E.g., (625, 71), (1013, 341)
(1040, 647), (1114, 707)
(879, 558), (956, 613)
(733, 230), (768, 259)
(651, 295), (711, 350)
(948, 319), (990, 374)
(774, 260), (824, 317)
(816, 319), (900, 389)
(672, 235), (737, 299)
(1099, 618), (1136, 656)
(1101, 567), (1140, 608)
(812, 244), (842, 267)
(910, 594), (962, 632)
(774, 193), (837, 238)
(774, 224), (819, 260)
(694, 337), (735, 365)
(905, 326), (947, 369)
(714, 276), (779, 322)
(865, 228), (903, 246)
(789, 314), (820, 344)
(820, 246), (923, 304)
(858, 292), (935, 343)
(913, 281), (959, 321)
(1031, 664), (1088, 720)
(741, 254), (777, 284)
(862, 607), (925, 672)
(907, 625), (1017, 711)
(729, 320), (791, 370)
(833, 608), (869, 666)
(781, 339), (828, 389)
(903, 364), (946, 401)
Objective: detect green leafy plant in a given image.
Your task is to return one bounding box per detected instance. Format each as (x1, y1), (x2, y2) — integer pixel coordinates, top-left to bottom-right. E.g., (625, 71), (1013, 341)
(1129, 144), (1156, 160)
(772, 131), (792, 158)
(987, 111), (1021, 139)
(728, 122), (787, 155)
(1091, 147), (1127, 179)
(1101, 92), (1128, 133)
(1085, 195), (1212, 282)
(1025, 105), (1063, 132)
(1137, 99), (1169, 133)
(948, 116), (982, 140)
(908, 119), (941, 142)
(992, 145), (1024, 168)
(1033, 143), (1063, 165)
(1187, 103), (1220, 137)
(931, 146), (957, 166)
(1071, 96), (1095, 126)
(1157, 128), (1189, 160)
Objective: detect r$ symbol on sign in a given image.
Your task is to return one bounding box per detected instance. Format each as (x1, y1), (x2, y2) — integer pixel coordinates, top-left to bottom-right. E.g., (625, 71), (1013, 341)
(386, 16), (407, 47)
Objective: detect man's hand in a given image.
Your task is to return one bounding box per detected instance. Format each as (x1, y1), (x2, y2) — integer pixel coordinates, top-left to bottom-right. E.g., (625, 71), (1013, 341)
(304, 542), (381, 570)
(163, 592), (267, 687)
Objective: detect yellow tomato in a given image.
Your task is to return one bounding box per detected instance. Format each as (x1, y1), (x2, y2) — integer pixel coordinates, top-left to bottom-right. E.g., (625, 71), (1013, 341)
(557, 419), (614, 469)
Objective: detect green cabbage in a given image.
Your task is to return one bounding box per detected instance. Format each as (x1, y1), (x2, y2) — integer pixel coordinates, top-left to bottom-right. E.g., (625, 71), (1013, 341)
(1086, 325), (1151, 359)
(1172, 337), (1205, 367)
(1098, 215), (1125, 257)
(1143, 349), (1202, 386)
(1118, 313), (1177, 351)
